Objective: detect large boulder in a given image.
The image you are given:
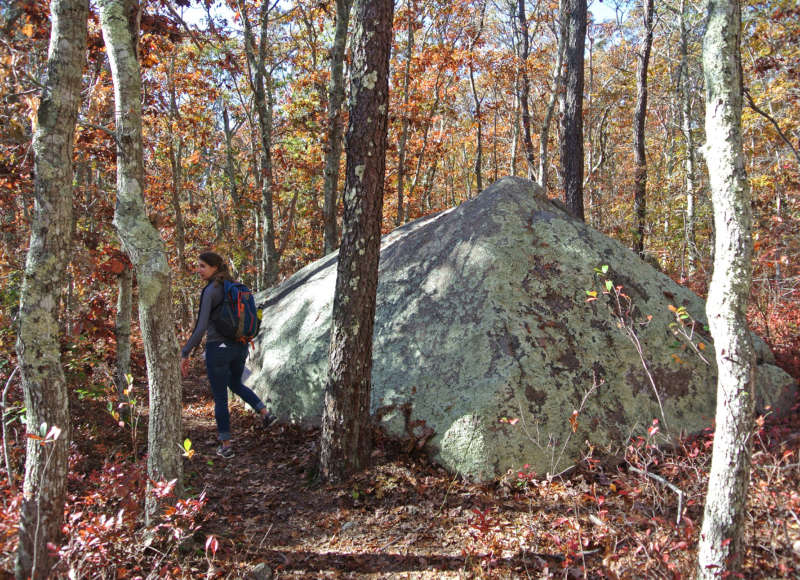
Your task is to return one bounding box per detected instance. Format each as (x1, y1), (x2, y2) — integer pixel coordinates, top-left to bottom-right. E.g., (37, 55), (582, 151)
(245, 177), (796, 480)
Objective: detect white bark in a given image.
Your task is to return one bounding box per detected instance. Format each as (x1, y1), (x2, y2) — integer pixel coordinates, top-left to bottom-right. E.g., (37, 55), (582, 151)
(697, 0), (756, 576)
(98, 0), (183, 524)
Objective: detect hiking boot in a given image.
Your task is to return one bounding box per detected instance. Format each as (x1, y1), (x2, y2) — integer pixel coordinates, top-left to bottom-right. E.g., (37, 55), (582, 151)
(216, 445), (235, 459)
(262, 412), (277, 429)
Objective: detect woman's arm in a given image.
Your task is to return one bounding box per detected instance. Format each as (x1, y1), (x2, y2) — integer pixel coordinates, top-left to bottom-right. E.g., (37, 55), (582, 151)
(181, 283), (219, 358)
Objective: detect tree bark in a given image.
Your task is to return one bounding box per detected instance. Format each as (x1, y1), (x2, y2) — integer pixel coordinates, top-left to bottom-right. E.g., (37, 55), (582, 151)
(632, 0), (654, 257)
(98, 0), (183, 524)
(679, 0), (698, 276)
(319, 0), (393, 483)
(538, 0), (566, 189)
(395, 0), (415, 226)
(222, 108), (245, 239)
(559, 0), (586, 220)
(239, 0), (280, 286)
(516, 0), (536, 180)
(469, 1), (486, 194)
(167, 54), (185, 271)
(15, 1), (87, 578)
(322, 0), (352, 254)
(696, 0), (755, 576)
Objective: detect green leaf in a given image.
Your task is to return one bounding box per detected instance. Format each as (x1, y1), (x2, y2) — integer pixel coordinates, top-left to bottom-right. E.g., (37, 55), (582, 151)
(605, 280), (613, 292)
(183, 438), (192, 452)
(601, 264), (609, 274)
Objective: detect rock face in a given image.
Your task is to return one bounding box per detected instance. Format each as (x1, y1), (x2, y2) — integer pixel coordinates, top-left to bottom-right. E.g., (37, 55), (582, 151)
(245, 177), (796, 480)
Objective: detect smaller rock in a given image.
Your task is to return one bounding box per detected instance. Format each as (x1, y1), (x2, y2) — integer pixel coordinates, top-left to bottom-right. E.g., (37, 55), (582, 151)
(246, 562), (272, 580)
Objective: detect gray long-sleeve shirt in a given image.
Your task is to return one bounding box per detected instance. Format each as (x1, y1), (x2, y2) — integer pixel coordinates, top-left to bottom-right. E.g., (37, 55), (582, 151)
(181, 281), (225, 358)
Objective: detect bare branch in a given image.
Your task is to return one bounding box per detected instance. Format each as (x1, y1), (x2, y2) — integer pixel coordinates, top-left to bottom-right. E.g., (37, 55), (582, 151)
(744, 88), (800, 168)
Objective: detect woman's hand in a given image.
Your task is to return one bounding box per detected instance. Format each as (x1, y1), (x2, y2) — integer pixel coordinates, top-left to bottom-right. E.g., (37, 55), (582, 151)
(181, 357), (191, 378)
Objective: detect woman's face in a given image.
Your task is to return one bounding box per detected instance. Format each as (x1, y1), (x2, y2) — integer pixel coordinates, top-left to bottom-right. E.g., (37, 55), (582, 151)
(196, 259), (218, 281)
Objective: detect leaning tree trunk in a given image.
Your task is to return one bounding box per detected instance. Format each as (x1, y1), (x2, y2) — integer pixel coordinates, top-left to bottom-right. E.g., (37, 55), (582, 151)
(319, 0), (393, 483)
(98, 0), (183, 524)
(632, 0), (654, 258)
(696, 0), (756, 577)
(15, 1), (87, 578)
(322, 0), (352, 254)
(559, 0), (587, 220)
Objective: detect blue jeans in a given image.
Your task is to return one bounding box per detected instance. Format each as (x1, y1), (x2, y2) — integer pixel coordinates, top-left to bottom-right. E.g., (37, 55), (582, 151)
(205, 341), (265, 441)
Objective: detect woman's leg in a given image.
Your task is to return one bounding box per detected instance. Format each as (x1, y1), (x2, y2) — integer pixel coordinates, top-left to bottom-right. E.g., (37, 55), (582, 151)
(205, 343), (233, 441)
(228, 344), (266, 412)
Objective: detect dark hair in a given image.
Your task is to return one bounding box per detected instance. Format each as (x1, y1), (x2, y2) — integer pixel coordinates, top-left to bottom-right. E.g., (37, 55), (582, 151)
(198, 251), (233, 283)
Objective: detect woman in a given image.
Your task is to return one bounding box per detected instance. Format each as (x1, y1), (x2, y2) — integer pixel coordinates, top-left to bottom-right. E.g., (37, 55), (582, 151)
(181, 251), (276, 459)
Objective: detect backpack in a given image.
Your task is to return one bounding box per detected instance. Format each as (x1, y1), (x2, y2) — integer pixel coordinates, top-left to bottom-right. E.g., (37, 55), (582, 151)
(211, 280), (262, 343)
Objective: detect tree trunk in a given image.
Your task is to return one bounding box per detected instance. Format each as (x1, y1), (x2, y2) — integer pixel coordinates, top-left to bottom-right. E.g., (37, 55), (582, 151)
(632, 0), (654, 257)
(679, 0), (698, 276)
(167, 55), (186, 271)
(222, 108), (245, 239)
(559, 0), (586, 220)
(510, 89), (520, 176)
(396, 0), (415, 226)
(114, 262), (133, 398)
(322, 0), (352, 255)
(696, 0), (756, 576)
(98, 0), (183, 524)
(517, 0), (536, 180)
(538, 0), (566, 188)
(319, 0), (393, 483)
(240, 0), (279, 286)
(469, 1), (486, 194)
(15, 1), (87, 578)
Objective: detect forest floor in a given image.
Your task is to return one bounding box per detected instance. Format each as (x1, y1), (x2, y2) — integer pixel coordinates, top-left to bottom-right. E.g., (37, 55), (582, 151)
(2, 362), (800, 579)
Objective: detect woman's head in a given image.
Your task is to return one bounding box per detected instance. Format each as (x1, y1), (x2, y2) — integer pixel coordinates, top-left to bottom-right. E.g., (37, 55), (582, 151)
(197, 251), (232, 283)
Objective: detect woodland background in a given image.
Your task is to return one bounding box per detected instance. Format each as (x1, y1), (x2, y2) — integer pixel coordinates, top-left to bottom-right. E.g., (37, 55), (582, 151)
(1, 0), (799, 577)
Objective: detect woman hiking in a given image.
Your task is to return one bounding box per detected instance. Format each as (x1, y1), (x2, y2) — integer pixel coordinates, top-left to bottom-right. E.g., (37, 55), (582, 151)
(181, 251), (276, 458)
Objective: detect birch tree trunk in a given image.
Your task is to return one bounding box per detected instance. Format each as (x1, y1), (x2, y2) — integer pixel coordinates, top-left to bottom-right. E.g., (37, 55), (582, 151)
(632, 0), (654, 257)
(697, 0), (756, 576)
(15, 1), (87, 577)
(322, 0), (352, 254)
(98, 0), (183, 524)
(319, 0), (393, 483)
(559, 0), (586, 220)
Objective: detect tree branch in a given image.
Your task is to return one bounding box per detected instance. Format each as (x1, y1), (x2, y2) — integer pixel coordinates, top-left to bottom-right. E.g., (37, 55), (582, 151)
(744, 88), (800, 168)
